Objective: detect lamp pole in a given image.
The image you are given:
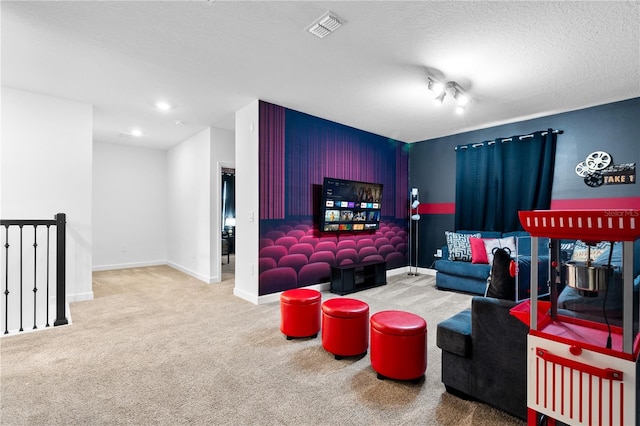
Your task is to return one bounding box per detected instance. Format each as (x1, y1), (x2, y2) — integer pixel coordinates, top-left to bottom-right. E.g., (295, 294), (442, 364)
(408, 188), (420, 276)
(407, 189), (413, 276)
(414, 218), (419, 276)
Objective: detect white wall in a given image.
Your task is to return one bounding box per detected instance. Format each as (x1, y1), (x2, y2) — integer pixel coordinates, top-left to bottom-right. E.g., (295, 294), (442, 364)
(233, 100), (260, 303)
(167, 128), (212, 281)
(92, 142), (167, 270)
(1, 87), (93, 302)
(166, 127), (235, 283)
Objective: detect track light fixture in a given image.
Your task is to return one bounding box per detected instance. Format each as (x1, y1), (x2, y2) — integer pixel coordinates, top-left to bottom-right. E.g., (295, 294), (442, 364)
(453, 89), (469, 114)
(427, 78), (471, 114)
(427, 78), (445, 96)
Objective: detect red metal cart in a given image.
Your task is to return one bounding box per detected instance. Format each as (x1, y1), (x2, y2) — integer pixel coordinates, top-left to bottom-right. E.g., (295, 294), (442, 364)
(517, 209), (639, 426)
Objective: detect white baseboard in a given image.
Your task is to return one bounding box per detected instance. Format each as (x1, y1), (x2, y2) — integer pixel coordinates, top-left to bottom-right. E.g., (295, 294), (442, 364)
(417, 267), (436, 276)
(233, 286), (259, 304)
(166, 262), (211, 283)
(92, 260), (166, 272)
(233, 281), (331, 306)
(68, 291), (94, 303)
(386, 266), (435, 277)
(94, 261), (220, 284)
(387, 266), (408, 276)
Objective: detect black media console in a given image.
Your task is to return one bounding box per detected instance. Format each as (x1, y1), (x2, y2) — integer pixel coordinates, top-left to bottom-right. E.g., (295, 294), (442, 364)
(330, 260), (387, 295)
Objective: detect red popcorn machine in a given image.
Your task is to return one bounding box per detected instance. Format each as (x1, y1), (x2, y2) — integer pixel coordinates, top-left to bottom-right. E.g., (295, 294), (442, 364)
(514, 209), (639, 426)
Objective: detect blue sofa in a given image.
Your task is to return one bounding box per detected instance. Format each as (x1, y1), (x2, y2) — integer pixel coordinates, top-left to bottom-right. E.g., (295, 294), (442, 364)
(437, 296), (529, 419)
(434, 230), (550, 300)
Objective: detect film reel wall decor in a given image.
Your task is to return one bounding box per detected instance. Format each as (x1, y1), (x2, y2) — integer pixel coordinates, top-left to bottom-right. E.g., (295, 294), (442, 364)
(575, 150), (636, 187)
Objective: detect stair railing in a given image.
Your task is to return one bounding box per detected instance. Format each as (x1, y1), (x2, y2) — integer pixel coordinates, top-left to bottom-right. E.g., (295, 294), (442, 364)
(1, 213), (67, 334)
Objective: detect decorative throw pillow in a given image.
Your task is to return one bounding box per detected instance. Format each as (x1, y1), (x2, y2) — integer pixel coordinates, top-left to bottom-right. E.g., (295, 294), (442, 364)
(445, 231), (481, 261)
(469, 237), (489, 264)
(483, 237), (517, 264)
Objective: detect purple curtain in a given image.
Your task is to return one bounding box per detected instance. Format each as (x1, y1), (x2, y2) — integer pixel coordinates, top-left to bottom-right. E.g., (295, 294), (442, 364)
(284, 109), (407, 219)
(259, 101), (285, 219)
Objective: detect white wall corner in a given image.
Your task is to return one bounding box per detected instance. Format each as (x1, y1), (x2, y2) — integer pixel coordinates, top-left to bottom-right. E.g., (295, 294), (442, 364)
(233, 100), (260, 302)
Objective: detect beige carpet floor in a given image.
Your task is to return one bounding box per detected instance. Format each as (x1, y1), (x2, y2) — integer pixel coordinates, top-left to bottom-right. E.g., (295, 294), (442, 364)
(1, 264), (525, 425)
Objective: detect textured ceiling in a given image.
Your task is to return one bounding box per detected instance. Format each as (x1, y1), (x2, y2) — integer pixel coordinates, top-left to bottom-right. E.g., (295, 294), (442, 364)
(2, 1), (639, 149)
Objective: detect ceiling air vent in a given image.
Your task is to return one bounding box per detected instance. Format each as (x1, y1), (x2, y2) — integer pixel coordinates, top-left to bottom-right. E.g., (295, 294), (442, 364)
(307, 12), (343, 39)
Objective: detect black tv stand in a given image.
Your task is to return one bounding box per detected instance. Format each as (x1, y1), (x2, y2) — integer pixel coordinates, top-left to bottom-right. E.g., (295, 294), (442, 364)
(330, 260), (386, 295)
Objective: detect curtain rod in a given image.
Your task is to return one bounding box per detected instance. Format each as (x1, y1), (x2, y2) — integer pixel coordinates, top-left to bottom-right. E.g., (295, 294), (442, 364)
(455, 129), (563, 150)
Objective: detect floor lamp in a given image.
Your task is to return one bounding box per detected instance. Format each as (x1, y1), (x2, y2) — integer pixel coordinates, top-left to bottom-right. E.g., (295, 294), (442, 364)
(408, 188), (420, 275)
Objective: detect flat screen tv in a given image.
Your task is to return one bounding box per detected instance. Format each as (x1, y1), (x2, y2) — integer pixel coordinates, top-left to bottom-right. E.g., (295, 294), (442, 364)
(320, 177), (383, 232)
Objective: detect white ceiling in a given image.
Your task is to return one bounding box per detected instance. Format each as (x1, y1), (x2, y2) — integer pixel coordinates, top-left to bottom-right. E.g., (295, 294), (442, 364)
(2, 1), (639, 150)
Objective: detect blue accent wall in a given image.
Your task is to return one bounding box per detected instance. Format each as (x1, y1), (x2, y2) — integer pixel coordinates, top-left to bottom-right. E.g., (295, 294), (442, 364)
(410, 97), (640, 268)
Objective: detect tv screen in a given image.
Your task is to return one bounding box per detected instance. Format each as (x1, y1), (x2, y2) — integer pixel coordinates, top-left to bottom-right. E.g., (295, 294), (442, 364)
(320, 177), (383, 232)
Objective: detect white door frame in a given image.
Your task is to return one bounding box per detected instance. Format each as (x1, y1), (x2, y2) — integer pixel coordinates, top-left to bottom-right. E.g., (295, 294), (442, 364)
(216, 161), (236, 276)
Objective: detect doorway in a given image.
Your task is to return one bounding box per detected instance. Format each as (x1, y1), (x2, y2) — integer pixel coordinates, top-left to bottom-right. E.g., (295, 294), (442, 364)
(221, 167), (235, 280)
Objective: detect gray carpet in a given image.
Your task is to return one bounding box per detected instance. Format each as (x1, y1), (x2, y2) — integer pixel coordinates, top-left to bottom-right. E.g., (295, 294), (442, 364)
(1, 265), (525, 425)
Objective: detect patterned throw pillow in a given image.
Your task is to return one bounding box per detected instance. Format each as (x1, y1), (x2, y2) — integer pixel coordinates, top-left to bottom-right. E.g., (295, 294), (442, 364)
(446, 231), (481, 261)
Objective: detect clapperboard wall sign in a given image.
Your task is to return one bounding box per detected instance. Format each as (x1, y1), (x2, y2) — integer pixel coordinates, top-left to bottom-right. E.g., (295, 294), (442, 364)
(574, 151), (636, 188)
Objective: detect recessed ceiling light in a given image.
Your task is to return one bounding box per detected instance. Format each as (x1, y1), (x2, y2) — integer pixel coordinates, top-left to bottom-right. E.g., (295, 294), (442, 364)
(155, 101), (171, 111)
(130, 129), (143, 137)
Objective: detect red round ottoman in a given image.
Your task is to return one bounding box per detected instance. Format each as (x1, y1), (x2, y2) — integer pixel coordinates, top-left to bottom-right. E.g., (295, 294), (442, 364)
(321, 298), (369, 359)
(370, 310), (427, 382)
(280, 289), (321, 340)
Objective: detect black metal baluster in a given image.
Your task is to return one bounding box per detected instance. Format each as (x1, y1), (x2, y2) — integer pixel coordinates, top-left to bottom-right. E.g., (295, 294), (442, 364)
(54, 213), (68, 327)
(19, 225), (23, 332)
(32, 225), (38, 330)
(3, 225), (9, 334)
(46, 224), (51, 327)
